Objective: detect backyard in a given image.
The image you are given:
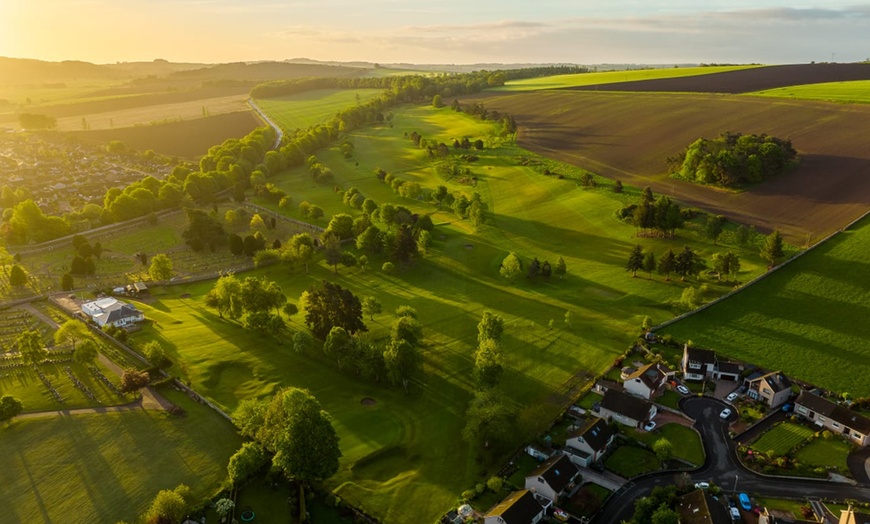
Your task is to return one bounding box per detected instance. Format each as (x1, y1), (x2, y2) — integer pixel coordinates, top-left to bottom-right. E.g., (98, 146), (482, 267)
(605, 446), (661, 478)
(750, 422), (814, 457)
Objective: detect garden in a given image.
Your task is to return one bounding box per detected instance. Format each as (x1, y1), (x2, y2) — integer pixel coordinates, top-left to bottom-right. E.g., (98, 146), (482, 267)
(604, 445), (661, 478)
(742, 420), (854, 477)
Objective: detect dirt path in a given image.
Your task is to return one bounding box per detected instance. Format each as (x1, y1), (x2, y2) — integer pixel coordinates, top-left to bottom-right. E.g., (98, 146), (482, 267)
(15, 397), (147, 420)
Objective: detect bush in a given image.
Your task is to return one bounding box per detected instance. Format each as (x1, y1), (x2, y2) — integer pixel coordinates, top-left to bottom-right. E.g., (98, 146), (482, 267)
(486, 476), (503, 492)
(461, 489), (476, 502)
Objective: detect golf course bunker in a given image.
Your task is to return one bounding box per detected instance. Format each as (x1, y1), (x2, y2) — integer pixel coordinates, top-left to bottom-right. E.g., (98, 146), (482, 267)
(360, 397), (377, 406)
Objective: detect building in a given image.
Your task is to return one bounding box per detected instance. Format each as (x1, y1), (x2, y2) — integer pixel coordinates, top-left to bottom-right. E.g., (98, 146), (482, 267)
(795, 391), (870, 447)
(81, 297), (145, 328)
(524, 454), (580, 503)
(839, 507), (870, 524)
(676, 489), (732, 524)
(598, 388), (657, 429)
(565, 417), (615, 467)
(623, 362), (673, 400)
(484, 490), (545, 524)
(745, 371), (793, 408)
(681, 345), (742, 381)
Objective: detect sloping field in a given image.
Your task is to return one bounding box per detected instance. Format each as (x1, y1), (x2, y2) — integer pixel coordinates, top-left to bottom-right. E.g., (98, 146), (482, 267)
(495, 65), (758, 91)
(662, 214), (870, 397)
(255, 88), (385, 131)
(469, 90), (870, 242)
(751, 80), (870, 104)
(566, 63), (870, 94)
(66, 111), (261, 157)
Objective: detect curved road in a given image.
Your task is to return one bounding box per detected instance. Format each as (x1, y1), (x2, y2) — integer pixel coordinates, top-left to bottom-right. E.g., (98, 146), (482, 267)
(247, 98), (283, 150)
(594, 397), (870, 524)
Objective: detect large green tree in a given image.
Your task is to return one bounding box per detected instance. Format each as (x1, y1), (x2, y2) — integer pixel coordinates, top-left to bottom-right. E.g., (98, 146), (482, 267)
(0, 395), (23, 424)
(760, 229), (784, 268)
(477, 311), (504, 345)
(54, 319), (92, 351)
(302, 281), (367, 339)
(227, 442), (268, 485)
(383, 338), (419, 394)
(148, 253), (173, 282)
(474, 339), (503, 390)
(463, 390), (515, 452)
(17, 330), (46, 364)
(626, 244), (644, 277)
(500, 252), (522, 281)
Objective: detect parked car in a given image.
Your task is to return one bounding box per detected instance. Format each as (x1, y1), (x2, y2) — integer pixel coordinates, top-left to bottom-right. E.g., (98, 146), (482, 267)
(781, 403), (793, 413)
(726, 392), (739, 402)
(554, 508), (570, 522)
(720, 408), (732, 419)
(730, 507), (741, 521)
(643, 421), (657, 432)
(590, 461), (606, 473)
(694, 482), (710, 490)
(677, 385), (691, 395)
(569, 405), (586, 416)
(738, 493), (751, 511)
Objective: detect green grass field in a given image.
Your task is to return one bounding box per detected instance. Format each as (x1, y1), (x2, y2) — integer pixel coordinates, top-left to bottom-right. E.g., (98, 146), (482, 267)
(0, 389), (240, 524)
(663, 214), (870, 397)
(630, 424), (705, 465)
(794, 437), (851, 471)
(750, 80), (870, 104)
(493, 66), (759, 91)
(751, 422), (814, 457)
(605, 446), (661, 477)
(255, 89), (384, 131)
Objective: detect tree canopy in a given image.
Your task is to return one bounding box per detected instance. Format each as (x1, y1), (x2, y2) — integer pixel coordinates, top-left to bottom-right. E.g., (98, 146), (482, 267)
(302, 281), (367, 339)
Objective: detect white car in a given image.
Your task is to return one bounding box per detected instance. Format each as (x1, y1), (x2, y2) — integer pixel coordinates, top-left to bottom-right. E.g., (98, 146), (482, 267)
(720, 408), (732, 419)
(726, 392), (739, 402)
(677, 385), (691, 395)
(643, 421), (657, 431)
(695, 482), (710, 490)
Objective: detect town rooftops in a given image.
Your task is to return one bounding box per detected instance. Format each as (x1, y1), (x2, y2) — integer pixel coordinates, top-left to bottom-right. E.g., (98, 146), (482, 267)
(484, 490), (543, 524)
(600, 388), (654, 422)
(568, 418), (614, 452)
(527, 454), (578, 495)
(676, 489), (732, 524)
(796, 391), (870, 435)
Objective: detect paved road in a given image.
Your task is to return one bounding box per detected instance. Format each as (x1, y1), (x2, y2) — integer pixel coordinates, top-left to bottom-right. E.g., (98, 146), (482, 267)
(593, 397), (870, 524)
(248, 98), (283, 149)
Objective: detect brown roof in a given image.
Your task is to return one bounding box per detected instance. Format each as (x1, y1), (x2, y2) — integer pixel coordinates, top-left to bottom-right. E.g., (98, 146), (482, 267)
(626, 362), (671, 391)
(568, 418), (614, 453)
(600, 388), (654, 422)
(677, 489), (732, 524)
(796, 391), (870, 434)
(526, 454), (579, 495)
(485, 490), (543, 524)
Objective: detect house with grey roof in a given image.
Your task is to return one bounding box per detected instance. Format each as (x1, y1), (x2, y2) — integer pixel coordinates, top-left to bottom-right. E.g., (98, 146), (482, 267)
(598, 388), (657, 429)
(524, 454), (580, 503)
(795, 391), (870, 447)
(745, 371), (793, 408)
(565, 417), (615, 467)
(483, 490), (545, 524)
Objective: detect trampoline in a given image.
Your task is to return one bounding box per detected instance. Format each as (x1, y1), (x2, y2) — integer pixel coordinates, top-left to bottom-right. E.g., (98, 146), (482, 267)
(240, 507), (255, 522)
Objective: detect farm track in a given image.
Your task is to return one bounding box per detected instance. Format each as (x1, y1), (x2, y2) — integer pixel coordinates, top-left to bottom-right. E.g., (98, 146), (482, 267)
(468, 90), (870, 242)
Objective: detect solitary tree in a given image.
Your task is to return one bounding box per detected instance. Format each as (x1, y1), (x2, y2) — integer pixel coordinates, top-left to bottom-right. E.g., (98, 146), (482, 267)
(653, 438), (675, 463)
(143, 341), (172, 369)
(704, 215), (725, 245)
(148, 253), (173, 282)
(61, 272), (74, 291)
(9, 265), (27, 287)
(554, 256), (567, 280)
(626, 245), (644, 277)
(54, 319), (92, 351)
(17, 330), (46, 364)
(73, 339), (99, 366)
(760, 229), (784, 268)
(142, 484), (191, 524)
(0, 395), (23, 424)
(292, 330), (314, 354)
(500, 252), (522, 281)
(120, 368), (151, 393)
(302, 281), (367, 339)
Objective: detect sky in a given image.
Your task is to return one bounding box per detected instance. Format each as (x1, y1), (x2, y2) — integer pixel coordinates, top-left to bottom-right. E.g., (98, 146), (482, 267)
(1, 0), (869, 65)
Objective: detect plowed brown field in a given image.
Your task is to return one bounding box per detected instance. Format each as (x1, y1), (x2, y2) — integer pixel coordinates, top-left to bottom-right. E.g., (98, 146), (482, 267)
(470, 90), (870, 242)
(566, 63), (870, 94)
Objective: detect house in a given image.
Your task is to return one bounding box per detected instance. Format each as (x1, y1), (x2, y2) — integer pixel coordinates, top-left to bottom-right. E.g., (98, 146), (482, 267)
(593, 379), (623, 395)
(524, 454), (580, 503)
(565, 418), (615, 467)
(795, 391), (870, 447)
(483, 490), (545, 524)
(714, 360), (741, 382)
(81, 297), (145, 328)
(839, 507), (870, 524)
(598, 388), (657, 429)
(681, 345), (742, 381)
(623, 362), (673, 400)
(676, 489), (732, 524)
(745, 371), (792, 408)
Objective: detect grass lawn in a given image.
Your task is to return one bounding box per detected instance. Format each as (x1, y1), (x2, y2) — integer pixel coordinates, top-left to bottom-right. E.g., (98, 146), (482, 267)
(794, 438), (852, 471)
(566, 483), (612, 516)
(0, 389), (240, 524)
(664, 214), (870, 397)
(255, 88), (384, 131)
(493, 66), (759, 91)
(755, 497), (806, 517)
(749, 80), (870, 104)
(751, 422), (813, 457)
(656, 390), (682, 410)
(630, 424), (705, 466)
(232, 477), (294, 523)
(507, 454), (541, 489)
(605, 446), (660, 477)
(576, 392), (603, 410)
(307, 495), (355, 523)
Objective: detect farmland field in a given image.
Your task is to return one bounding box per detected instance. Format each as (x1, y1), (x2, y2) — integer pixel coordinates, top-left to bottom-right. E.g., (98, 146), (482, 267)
(467, 89), (870, 242)
(254, 88), (385, 131)
(663, 214), (870, 397)
(750, 422), (814, 456)
(494, 65), (758, 91)
(750, 80), (870, 104)
(0, 389), (240, 524)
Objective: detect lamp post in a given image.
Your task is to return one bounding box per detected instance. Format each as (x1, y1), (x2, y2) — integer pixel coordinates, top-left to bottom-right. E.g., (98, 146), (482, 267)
(733, 475), (738, 493)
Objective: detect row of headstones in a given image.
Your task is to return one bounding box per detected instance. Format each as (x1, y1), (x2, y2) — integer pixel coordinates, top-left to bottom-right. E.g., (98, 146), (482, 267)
(34, 366), (64, 404)
(88, 365), (125, 397)
(64, 365), (97, 401)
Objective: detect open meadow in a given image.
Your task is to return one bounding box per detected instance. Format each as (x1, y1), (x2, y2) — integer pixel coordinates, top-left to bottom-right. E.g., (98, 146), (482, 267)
(750, 80), (870, 104)
(254, 88), (385, 131)
(663, 213), (870, 397)
(113, 103), (770, 522)
(493, 65), (757, 91)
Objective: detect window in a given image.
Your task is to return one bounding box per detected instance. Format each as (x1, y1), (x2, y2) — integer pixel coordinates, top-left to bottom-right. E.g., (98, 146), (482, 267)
(818, 416), (826, 423)
(796, 405), (807, 415)
(832, 422), (841, 429)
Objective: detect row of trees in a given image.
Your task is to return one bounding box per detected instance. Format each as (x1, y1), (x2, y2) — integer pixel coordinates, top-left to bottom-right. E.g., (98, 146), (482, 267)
(617, 187), (685, 238)
(626, 245), (706, 282)
(500, 252), (567, 281)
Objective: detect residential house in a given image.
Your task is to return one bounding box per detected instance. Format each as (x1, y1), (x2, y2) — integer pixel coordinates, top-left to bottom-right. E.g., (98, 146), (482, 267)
(714, 360), (741, 381)
(598, 388), (657, 429)
(839, 507), (870, 524)
(745, 371), (792, 408)
(623, 362), (673, 400)
(795, 391), (870, 447)
(81, 297), (145, 328)
(524, 454), (580, 503)
(676, 489), (732, 524)
(592, 379), (623, 395)
(681, 345), (742, 381)
(484, 490), (545, 524)
(565, 418), (615, 467)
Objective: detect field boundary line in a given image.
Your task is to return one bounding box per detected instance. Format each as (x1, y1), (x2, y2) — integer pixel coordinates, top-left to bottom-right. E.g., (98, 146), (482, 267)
(651, 206), (870, 333)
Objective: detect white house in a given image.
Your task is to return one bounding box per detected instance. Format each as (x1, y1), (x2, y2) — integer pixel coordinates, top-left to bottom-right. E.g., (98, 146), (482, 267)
(623, 362), (673, 400)
(484, 490), (545, 524)
(598, 388), (657, 429)
(524, 454), (580, 503)
(795, 391), (870, 447)
(681, 345), (742, 382)
(565, 418), (615, 467)
(81, 297), (144, 328)
(745, 371), (792, 408)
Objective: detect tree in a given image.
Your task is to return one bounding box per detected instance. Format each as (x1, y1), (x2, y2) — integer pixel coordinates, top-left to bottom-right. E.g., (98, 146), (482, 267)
(302, 281), (367, 339)
(324, 326), (352, 369)
(383, 338), (419, 394)
(463, 390), (515, 452)
(19, 113), (57, 130)
(391, 225), (417, 265)
(227, 442), (268, 484)
(705, 215), (725, 244)
(61, 272), (74, 291)
(323, 234), (342, 273)
(120, 368), (150, 393)
(148, 253), (173, 282)
(643, 251), (656, 278)
(324, 214), (355, 240)
(355, 225), (383, 254)
(9, 265), (27, 287)
(293, 330), (314, 354)
(500, 252), (522, 281)
(0, 395), (23, 424)
(657, 249), (676, 281)
(391, 316), (422, 346)
(417, 229), (432, 255)
(143, 484), (190, 524)
(613, 179), (624, 193)
(17, 330), (46, 364)
(474, 339), (503, 390)
(283, 233), (315, 274)
(651, 504), (680, 524)
(215, 499), (236, 521)
(205, 274), (244, 320)
(760, 229), (784, 268)
(736, 224), (751, 247)
(362, 296), (382, 321)
(680, 287), (699, 311)
(554, 256), (567, 280)
(626, 244), (644, 277)
(54, 319), (92, 351)
(477, 311), (504, 344)
(182, 208), (226, 252)
(674, 246), (701, 282)
(73, 339), (99, 366)
(432, 94), (444, 108)
(143, 341), (171, 369)
(653, 438), (675, 462)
